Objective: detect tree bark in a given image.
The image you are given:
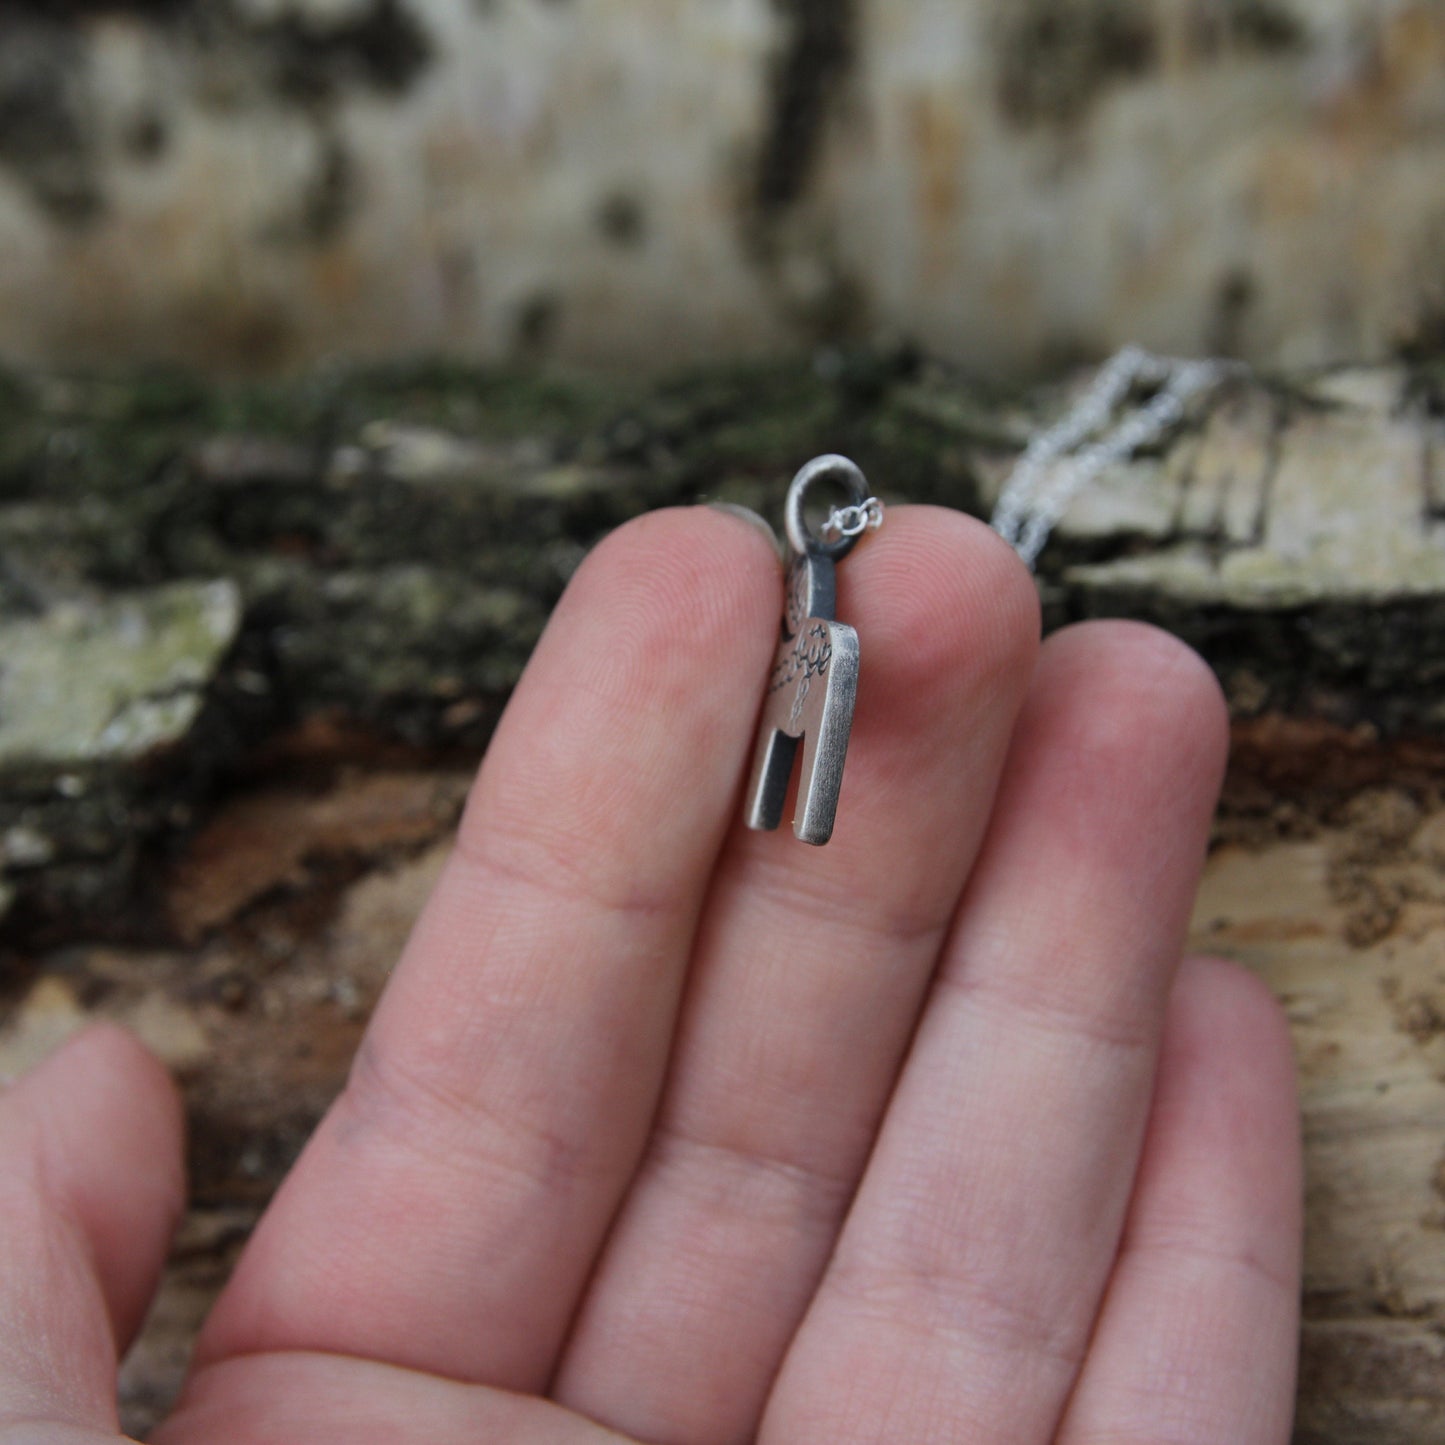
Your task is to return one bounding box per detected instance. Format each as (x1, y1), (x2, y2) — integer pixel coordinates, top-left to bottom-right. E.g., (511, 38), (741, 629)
(2, 1), (1444, 374)
(2, 353), (1443, 1441)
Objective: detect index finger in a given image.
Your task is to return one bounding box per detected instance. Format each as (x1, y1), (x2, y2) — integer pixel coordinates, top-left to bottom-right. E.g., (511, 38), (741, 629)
(195, 507), (782, 1391)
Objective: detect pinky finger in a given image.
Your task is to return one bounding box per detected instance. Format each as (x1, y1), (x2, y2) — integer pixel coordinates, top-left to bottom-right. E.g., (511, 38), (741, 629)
(1057, 957), (1302, 1445)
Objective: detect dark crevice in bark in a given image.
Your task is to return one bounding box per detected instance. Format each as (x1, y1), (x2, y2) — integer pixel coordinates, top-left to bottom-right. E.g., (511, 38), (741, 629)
(755, 0), (857, 214)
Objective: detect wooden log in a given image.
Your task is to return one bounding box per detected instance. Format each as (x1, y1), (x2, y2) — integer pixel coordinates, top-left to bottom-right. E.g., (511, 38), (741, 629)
(1, 2), (1444, 374)
(2, 354), (1444, 1439)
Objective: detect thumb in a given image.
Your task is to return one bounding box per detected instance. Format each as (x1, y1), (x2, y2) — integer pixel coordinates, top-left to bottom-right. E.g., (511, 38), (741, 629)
(0, 1024), (184, 1441)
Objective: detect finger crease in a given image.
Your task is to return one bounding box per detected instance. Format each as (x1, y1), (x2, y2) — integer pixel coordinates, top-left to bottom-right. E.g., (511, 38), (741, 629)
(645, 1120), (860, 1227)
(453, 814), (681, 928)
(716, 852), (956, 957)
(825, 1255), (1091, 1375)
(1120, 1228), (1298, 1299)
(339, 1037), (624, 1199)
(933, 965), (1159, 1059)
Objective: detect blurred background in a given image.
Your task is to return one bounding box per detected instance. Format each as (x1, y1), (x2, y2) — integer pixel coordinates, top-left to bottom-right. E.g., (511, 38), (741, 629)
(2, 0), (1443, 375)
(3, 4), (1445, 1443)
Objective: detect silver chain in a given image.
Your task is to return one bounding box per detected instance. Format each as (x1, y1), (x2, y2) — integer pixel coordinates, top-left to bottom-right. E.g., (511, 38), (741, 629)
(821, 496), (885, 541)
(990, 346), (1246, 569)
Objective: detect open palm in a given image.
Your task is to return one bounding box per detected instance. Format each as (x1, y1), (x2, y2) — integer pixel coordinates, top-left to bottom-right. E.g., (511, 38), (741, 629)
(1, 507), (1300, 1445)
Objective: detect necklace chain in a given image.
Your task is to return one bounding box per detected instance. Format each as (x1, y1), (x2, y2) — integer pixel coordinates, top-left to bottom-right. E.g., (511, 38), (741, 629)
(991, 346), (1246, 569)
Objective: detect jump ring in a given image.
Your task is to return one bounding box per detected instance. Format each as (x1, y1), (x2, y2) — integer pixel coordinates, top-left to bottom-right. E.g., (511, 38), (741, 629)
(784, 454), (871, 561)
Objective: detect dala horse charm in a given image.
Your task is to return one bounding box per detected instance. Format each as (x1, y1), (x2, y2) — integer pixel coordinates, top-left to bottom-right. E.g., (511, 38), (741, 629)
(745, 455), (877, 847)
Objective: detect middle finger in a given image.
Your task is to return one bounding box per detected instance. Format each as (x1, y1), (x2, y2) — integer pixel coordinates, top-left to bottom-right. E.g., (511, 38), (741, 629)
(553, 508), (1040, 1444)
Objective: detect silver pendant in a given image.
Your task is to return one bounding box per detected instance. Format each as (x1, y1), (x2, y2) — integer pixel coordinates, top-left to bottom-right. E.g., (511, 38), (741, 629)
(745, 455), (880, 847)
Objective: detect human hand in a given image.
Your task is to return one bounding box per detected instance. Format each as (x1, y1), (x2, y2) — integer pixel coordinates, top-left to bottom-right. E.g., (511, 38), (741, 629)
(1, 506), (1301, 1445)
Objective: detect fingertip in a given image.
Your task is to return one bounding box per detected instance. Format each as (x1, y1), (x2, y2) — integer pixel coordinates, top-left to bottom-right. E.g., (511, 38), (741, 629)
(22, 1022), (187, 1347)
(1046, 621), (1229, 783)
(954, 509), (1045, 691)
(40, 1021), (186, 1178)
(704, 501), (784, 558)
(53, 1016), (182, 1101)
(854, 506), (1040, 676)
(578, 504), (783, 628)
(1148, 954), (1303, 1257)
(1169, 955), (1301, 1120)
(524, 505), (784, 732)
(462, 503), (787, 862)
(1014, 623), (1229, 865)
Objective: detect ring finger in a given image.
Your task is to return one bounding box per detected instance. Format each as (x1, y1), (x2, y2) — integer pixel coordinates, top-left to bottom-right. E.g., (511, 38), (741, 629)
(759, 621), (1230, 1444)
